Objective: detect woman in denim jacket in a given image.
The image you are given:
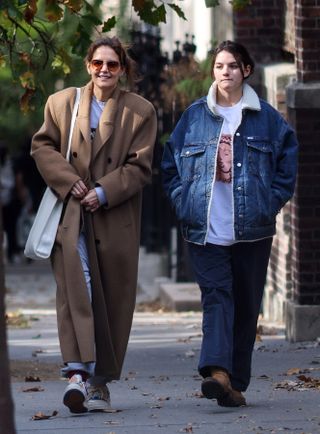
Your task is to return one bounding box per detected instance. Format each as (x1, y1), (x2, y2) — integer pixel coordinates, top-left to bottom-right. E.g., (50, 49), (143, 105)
(161, 41), (298, 407)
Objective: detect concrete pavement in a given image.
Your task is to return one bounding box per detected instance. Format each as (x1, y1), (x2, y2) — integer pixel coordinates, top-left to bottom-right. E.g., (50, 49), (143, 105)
(5, 259), (320, 434)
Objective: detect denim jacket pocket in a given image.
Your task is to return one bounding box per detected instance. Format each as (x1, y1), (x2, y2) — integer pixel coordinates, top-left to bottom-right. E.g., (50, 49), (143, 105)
(179, 144), (206, 225)
(246, 137), (276, 178)
(180, 145), (206, 182)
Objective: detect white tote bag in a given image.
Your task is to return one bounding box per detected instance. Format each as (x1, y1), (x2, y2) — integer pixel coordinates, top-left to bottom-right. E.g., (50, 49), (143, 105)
(24, 88), (80, 260)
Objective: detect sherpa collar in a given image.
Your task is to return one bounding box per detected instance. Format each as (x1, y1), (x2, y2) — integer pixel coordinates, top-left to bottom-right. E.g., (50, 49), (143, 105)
(206, 82), (261, 115)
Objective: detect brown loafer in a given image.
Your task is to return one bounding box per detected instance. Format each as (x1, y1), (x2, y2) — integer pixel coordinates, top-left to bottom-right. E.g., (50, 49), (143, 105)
(217, 389), (247, 407)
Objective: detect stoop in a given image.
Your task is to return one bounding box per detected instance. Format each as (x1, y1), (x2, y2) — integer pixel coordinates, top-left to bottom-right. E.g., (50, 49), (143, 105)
(159, 282), (201, 311)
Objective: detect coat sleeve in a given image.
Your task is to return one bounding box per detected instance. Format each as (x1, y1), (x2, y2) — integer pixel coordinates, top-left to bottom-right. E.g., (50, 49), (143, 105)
(271, 118), (298, 215)
(96, 104), (157, 209)
(31, 90), (81, 201)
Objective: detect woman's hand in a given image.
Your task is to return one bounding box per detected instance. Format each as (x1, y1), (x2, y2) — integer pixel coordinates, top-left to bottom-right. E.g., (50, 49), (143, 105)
(71, 180), (88, 199)
(81, 189), (100, 213)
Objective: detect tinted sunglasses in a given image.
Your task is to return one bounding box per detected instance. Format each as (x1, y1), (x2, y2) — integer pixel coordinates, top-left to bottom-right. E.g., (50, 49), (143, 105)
(90, 59), (121, 73)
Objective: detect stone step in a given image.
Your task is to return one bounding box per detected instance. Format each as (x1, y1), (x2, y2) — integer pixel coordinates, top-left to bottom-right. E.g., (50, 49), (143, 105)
(159, 282), (201, 312)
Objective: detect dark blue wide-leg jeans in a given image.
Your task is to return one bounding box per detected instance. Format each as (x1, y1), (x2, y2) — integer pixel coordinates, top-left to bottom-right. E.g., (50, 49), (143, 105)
(188, 238), (272, 392)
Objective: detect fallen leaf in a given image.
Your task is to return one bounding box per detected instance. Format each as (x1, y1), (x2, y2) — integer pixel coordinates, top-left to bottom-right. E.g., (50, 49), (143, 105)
(157, 396), (170, 401)
(180, 424), (193, 432)
(25, 375), (41, 382)
(32, 349), (44, 357)
(286, 367), (301, 376)
(31, 410), (58, 420)
(297, 374), (320, 388)
(6, 312), (30, 328)
(23, 386), (44, 392)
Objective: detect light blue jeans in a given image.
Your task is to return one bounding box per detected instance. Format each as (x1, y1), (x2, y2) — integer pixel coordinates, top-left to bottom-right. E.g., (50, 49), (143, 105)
(61, 232), (96, 379)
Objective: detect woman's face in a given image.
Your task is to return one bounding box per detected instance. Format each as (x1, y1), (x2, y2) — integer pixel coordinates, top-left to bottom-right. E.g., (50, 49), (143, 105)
(87, 45), (124, 95)
(212, 50), (250, 95)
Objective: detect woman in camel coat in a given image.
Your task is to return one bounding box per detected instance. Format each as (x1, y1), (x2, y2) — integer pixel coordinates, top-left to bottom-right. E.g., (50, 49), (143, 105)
(31, 37), (157, 413)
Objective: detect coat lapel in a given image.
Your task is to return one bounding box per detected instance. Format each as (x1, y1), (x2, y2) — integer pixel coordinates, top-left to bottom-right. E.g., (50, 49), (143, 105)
(71, 82), (92, 182)
(91, 86), (121, 162)
(77, 82), (92, 146)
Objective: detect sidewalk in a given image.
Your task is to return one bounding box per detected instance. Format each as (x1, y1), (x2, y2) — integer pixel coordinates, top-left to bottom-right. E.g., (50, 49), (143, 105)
(5, 261), (320, 434)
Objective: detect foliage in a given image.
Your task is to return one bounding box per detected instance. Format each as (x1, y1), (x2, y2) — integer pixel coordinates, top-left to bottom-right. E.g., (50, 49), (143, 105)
(161, 55), (213, 118)
(0, 0), (186, 112)
(205, 0), (251, 8)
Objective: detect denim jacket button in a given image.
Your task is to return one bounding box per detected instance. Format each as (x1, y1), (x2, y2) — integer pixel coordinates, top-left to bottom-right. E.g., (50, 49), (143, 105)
(237, 186), (242, 191)
(237, 162), (241, 167)
(236, 132), (240, 136)
(239, 231), (243, 236)
(186, 151), (190, 156)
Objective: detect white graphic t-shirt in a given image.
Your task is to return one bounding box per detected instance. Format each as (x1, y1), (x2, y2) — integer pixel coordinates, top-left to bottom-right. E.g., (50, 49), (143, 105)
(207, 99), (242, 245)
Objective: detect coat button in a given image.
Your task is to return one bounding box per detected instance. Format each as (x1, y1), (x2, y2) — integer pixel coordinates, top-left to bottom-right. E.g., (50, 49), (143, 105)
(237, 186), (242, 191)
(237, 162), (241, 167)
(107, 157), (112, 164)
(95, 239), (100, 245)
(72, 152), (78, 158)
(236, 132), (240, 136)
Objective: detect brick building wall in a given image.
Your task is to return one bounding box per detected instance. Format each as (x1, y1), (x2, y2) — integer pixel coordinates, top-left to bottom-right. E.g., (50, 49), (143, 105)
(286, 0), (320, 340)
(295, 0), (320, 82)
(233, 0), (285, 62)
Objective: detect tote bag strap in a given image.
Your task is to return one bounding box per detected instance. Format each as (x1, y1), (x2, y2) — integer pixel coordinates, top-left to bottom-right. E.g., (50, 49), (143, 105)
(65, 87), (81, 162)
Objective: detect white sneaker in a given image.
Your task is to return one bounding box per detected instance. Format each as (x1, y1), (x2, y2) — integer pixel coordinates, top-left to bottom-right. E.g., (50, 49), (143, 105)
(86, 384), (111, 412)
(63, 374), (88, 413)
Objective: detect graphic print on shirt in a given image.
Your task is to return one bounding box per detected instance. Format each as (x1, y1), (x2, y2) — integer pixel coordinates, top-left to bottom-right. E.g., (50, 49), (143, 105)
(216, 134), (232, 183)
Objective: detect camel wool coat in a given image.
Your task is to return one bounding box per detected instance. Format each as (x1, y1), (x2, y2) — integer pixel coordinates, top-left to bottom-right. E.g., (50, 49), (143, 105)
(31, 82), (157, 380)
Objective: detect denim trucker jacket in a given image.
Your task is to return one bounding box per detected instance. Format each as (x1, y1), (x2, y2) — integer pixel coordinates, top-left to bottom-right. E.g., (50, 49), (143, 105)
(161, 83), (298, 245)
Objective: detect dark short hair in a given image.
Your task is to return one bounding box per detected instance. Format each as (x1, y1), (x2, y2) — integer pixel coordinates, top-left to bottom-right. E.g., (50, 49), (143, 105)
(85, 36), (137, 89)
(211, 40), (255, 79)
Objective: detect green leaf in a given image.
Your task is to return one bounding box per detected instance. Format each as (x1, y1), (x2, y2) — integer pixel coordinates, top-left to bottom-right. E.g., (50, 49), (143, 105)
(71, 23), (91, 57)
(0, 54), (6, 68)
(230, 0), (252, 10)
(204, 0), (220, 7)
(136, 3), (167, 26)
(167, 3), (187, 20)
(155, 4), (166, 24)
(102, 16), (117, 32)
(51, 49), (72, 74)
(82, 14), (102, 26)
(45, 1), (64, 22)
